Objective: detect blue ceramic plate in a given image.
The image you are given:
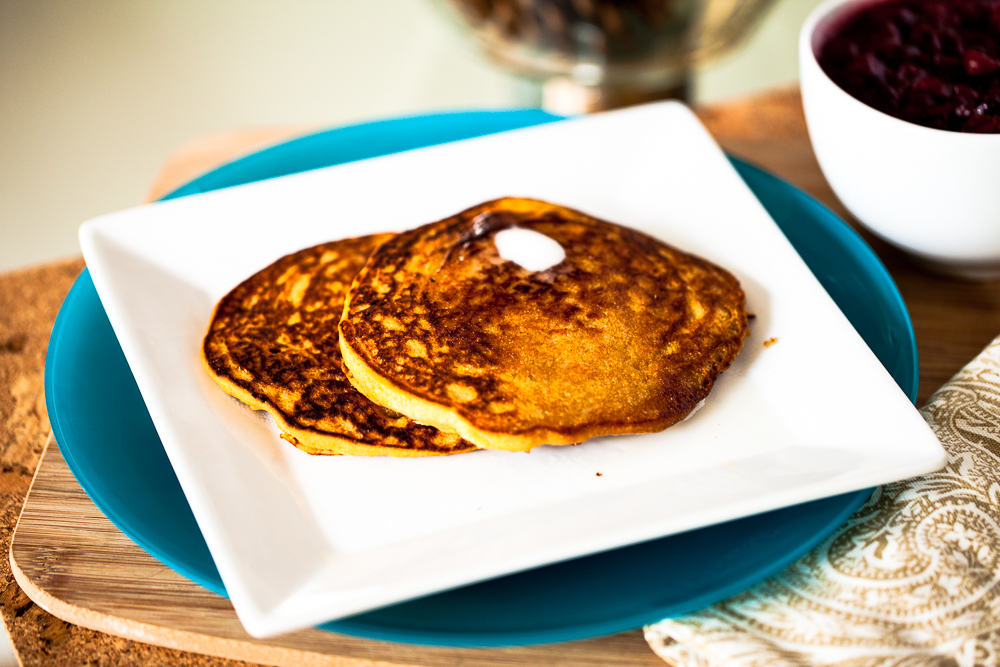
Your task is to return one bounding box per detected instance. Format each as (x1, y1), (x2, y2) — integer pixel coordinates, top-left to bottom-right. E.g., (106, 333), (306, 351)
(46, 110), (915, 647)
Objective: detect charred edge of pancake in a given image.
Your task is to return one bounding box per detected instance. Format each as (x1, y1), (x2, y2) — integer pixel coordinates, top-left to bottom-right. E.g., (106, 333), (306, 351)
(201, 353), (471, 457)
(202, 235), (477, 455)
(438, 210), (521, 271)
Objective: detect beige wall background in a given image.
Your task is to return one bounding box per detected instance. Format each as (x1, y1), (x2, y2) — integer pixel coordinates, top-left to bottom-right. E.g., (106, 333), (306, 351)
(1, 0), (825, 274)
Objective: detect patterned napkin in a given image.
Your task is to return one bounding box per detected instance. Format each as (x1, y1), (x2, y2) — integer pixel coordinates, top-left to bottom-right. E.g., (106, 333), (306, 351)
(645, 335), (1000, 667)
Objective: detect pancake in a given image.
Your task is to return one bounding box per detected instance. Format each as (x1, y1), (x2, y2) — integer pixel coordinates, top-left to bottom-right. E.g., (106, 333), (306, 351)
(339, 197), (749, 452)
(202, 234), (477, 457)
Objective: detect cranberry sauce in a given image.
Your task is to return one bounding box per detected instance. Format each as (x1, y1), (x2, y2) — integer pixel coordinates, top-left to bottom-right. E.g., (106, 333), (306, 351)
(817, 0), (1000, 132)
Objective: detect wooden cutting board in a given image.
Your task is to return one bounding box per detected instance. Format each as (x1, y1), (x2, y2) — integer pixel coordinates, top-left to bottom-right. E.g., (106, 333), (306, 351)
(11, 437), (664, 667)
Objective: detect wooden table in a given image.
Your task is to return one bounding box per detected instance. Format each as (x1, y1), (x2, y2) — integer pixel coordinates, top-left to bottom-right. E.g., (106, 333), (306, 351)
(1, 88), (998, 666)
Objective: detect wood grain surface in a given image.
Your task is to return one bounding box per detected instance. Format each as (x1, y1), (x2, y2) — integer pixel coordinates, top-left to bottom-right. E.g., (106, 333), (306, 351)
(2, 87), (998, 666)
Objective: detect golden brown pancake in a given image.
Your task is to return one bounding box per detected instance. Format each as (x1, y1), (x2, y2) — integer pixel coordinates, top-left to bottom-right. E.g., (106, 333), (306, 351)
(202, 234), (477, 457)
(339, 197), (749, 452)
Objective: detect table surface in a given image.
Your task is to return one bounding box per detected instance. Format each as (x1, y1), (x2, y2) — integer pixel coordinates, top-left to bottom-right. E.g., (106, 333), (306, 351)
(1, 87), (998, 666)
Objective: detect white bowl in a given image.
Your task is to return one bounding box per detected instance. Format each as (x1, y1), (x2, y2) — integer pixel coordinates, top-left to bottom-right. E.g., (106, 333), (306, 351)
(800, 0), (1000, 280)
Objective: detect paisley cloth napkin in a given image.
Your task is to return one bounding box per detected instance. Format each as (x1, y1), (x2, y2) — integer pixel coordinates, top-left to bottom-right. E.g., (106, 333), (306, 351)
(645, 334), (1000, 667)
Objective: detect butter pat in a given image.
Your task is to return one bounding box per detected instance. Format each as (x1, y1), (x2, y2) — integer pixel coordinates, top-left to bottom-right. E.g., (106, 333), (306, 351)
(494, 227), (566, 272)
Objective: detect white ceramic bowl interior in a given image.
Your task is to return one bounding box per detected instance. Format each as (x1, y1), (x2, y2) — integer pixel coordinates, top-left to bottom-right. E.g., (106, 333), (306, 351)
(800, 0), (1000, 280)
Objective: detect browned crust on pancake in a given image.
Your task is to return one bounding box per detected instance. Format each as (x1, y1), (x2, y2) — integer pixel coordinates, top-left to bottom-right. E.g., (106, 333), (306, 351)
(339, 197), (749, 452)
(202, 234), (477, 457)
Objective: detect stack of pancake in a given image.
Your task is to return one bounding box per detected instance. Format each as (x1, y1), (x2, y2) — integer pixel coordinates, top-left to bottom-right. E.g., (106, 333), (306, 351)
(202, 197), (749, 456)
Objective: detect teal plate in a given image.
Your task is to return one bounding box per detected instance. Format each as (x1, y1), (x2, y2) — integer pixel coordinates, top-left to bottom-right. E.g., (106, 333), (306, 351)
(46, 110), (915, 647)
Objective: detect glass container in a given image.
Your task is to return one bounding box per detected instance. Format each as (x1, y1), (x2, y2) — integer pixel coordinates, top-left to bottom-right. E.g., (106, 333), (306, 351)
(434, 0), (779, 112)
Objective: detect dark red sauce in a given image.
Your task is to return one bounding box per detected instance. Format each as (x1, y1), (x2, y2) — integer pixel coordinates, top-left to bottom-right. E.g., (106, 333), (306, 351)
(817, 0), (1000, 132)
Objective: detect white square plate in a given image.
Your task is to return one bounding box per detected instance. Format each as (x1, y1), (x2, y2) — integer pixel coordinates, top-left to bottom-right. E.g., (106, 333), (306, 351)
(80, 102), (945, 638)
